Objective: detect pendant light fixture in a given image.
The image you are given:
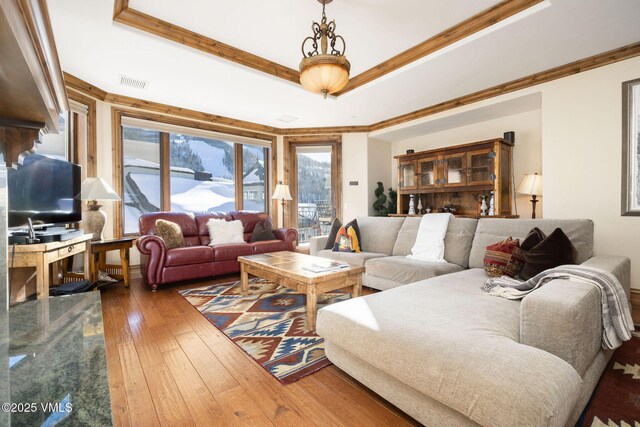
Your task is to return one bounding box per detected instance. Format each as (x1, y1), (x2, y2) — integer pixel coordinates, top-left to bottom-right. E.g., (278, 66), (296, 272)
(299, 0), (350, 99)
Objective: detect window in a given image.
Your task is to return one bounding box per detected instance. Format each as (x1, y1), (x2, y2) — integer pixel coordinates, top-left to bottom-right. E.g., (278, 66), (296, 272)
(623, 78), (640, 216)
(116, 113), (273, 235)
(169, 134), (235, 213)
(242, 144), (268, 211)
(122, 126), (161, 234)
(285, 137), (342, 245)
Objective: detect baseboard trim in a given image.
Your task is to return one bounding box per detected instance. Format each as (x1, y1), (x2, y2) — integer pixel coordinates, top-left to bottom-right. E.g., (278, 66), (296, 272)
(631, 289), (640, 325)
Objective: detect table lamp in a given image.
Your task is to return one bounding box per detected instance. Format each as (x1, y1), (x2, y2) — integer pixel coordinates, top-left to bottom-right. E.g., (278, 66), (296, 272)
(271, 182), (292, 228)
(81, 177), (121, 241)
(516, 173), (543, 219)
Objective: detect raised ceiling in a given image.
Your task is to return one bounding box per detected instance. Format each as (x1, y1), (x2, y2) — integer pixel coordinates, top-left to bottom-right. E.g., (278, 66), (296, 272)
(48, 0), (640, 129)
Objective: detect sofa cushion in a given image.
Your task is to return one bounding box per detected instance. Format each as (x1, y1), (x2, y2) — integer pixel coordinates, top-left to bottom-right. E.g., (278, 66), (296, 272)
(231, 210), (273, 242)
(469, 219), (593, 269)
(324, 218), (342, 250)
(317, 249), (386, 267)
(392, 217), (478, 268)
(165, 246), (214, 267)
(519, 228), (577, 280)
(212, 243), (254, 261)
(356, 216), (405, 255)
(332, 219), (362, 252)
(250, 220), (276, 242)
(139, 212), (198, 236)
(317, 268), (582, 427)
(251, 240), (288, 254)
(195, 212), (233, 237)
(154, 219), (184, 249)
(364, 256), (464, 284)
(207, 219), (245, 246)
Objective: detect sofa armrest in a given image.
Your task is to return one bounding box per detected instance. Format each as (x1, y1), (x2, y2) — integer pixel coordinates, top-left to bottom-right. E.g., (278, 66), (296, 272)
(310, 235), (329, 255)
(520, 280), (601, 376)
(272, 228), (298, 251)
(136, 235), (167, 289)
(581, 255), (631, 300)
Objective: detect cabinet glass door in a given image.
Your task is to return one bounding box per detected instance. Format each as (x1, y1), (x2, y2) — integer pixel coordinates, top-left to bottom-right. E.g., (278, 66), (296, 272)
(443, 154), (466, 187)
(466, 149), (495, 186)
(399, 161), (417, 190)
(417, 157), (438, 189)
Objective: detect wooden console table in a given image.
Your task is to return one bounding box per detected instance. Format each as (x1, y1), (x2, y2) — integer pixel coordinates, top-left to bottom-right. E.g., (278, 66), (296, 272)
(10, 234), (93, 300)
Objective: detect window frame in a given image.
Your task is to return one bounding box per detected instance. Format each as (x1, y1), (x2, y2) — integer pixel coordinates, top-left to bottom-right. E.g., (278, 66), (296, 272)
(622, 77), (640, 216)
(112, 108), (277, 237)
(283, 135), (343, 232)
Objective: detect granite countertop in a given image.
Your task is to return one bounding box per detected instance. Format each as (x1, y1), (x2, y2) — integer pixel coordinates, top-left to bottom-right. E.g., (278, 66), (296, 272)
(0, 292), (113, 426)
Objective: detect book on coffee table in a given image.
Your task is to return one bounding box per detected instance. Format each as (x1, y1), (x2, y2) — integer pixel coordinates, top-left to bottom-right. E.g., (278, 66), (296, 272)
(302, 260), (350, 273)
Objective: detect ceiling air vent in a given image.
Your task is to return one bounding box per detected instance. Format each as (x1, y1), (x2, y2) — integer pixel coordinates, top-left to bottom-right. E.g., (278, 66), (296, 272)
(119, 75), (148, 90)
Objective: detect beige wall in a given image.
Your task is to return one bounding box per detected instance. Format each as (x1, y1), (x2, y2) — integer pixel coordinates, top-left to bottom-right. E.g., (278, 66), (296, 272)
(367, 138), (392, 216)
(390, 109), (543, 218)
(542, 56), (640, 290)
(341, 133), (370, 222)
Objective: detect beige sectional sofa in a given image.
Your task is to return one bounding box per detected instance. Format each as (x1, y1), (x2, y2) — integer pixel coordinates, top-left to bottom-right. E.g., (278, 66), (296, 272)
(311, 217), (631, 427)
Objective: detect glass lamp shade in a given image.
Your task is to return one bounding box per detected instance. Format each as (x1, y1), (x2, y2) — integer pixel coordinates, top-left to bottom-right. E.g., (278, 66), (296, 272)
(516, 173), (543, 196)
(299, 55), (350, 98)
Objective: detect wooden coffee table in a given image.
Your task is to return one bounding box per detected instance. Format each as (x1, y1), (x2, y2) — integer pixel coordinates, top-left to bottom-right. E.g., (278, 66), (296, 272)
(238, 251), (364, 331)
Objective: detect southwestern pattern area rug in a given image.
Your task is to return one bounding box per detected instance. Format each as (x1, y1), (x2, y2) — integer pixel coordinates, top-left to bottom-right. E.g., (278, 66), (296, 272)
(179, 278), (351, 384)
(578, 331), (640, 426)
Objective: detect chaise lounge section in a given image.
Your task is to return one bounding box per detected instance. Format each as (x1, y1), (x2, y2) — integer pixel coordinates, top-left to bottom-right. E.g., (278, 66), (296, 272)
(315, 217), (631, 426)
(137, 211), (297, 290)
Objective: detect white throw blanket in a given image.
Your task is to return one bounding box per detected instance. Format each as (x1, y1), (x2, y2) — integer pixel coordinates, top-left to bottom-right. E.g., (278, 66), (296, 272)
(407, 213), (451, 263)
(482, 265), (635, 350)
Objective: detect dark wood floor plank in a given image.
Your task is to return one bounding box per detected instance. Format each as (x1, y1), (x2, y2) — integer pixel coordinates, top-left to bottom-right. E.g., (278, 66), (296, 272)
(214, 386), (276, 427)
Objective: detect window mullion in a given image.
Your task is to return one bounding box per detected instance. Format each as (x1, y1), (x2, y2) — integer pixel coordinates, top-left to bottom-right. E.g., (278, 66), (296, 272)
(235, 143), (243, 211)
(160, 132), (171, 211)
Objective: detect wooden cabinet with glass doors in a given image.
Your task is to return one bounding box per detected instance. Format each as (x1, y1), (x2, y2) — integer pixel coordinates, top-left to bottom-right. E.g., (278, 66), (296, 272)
(394, 138), (516, 217)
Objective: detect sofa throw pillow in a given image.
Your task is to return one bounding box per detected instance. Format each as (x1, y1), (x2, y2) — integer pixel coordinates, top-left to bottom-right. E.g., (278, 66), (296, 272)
(324, 218), (342, 250)
(250, 220), (276, 242)
(521, 227), (546, 252)
(207, 219), (245, 246)
(332, 219), (362, 253)
(519, 227), (577, 280)
(155, 219), (184, 249)
(483, 237), (524, 277)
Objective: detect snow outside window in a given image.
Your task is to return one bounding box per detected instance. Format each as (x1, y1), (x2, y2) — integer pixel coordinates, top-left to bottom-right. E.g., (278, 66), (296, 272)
(122, 126), (161, 234)
(169, 134), (236, 213)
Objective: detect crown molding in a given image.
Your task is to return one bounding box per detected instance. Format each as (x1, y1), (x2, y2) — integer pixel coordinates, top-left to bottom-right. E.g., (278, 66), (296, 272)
(111, 0), (543, 97)
(63, 41), (640, 137)
(369, 41), (640, 131)
(334, 0), (544, 96)
(112, 2), (300, 85)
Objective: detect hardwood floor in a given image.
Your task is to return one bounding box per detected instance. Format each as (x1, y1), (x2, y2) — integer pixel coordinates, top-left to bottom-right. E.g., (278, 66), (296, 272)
(99, 275), (419, 426)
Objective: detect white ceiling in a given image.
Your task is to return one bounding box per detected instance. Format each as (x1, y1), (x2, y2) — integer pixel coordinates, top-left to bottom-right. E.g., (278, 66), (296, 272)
(47, 0), (640, 130)
(128, 0), (500, 76)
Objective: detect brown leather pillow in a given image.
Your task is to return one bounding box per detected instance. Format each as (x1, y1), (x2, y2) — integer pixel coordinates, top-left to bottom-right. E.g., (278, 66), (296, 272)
(250, 220), (276, 242)
(155, 219), (184, 249)
(519, 227), (577, 280)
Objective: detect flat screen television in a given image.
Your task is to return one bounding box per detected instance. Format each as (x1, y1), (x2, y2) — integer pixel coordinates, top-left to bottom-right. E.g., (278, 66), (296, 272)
(8, 153), (82, 228)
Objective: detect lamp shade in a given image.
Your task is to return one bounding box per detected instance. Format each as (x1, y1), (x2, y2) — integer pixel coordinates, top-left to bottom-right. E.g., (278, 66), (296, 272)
(81, 177), (121, 201)
(271, 184), (292, 201)
(516, 173), (543, 196)
(299, 56), (350, 97)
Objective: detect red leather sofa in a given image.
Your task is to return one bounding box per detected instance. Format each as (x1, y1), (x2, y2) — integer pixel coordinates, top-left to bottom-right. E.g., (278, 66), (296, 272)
(136, 211), (298, 290)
